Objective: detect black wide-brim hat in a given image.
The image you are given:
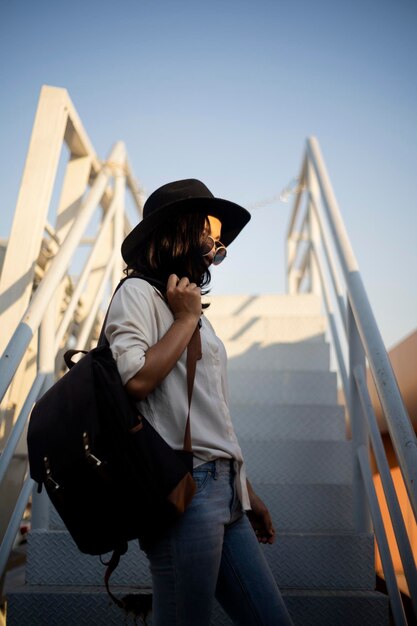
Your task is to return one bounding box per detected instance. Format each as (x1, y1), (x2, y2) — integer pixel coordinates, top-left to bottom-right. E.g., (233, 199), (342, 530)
(121, 178), (251, 264)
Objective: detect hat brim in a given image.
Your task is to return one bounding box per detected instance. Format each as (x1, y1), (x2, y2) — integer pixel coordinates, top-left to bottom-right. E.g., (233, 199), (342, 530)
(121, 196), (251, 264)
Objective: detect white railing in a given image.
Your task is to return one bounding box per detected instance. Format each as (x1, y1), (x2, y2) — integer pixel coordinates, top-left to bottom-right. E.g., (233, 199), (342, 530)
(287, 136), (417, 625)
(0, 85), (143, 584)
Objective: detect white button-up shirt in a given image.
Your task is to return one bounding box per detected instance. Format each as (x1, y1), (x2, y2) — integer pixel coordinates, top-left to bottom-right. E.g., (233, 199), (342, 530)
(105, 278), (251, 510)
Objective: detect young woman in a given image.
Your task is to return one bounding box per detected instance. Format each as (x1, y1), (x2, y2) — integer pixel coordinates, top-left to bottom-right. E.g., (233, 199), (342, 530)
(105, 179), (293, 625)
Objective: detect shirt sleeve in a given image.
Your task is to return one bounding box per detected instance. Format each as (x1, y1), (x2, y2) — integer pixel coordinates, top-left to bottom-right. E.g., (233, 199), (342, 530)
(104, 280), (160, 385)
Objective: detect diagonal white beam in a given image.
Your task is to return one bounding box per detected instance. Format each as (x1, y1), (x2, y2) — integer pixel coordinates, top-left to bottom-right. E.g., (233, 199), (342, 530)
(0, 87), (69, 353)
(0, 143), (125, 402)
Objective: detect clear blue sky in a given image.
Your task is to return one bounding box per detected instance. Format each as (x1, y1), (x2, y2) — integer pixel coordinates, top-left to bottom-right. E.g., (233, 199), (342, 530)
(1, 0), (416, 348)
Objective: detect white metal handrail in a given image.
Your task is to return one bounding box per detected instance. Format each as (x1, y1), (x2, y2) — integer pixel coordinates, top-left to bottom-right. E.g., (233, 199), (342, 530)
(0, 85), (144, 584)
(0, 142), (124, 402)
(0, 374), (46, 486)
(0, 475), (34, 583)
(287, 136), (417, 624)
(354, 365), (417, 615)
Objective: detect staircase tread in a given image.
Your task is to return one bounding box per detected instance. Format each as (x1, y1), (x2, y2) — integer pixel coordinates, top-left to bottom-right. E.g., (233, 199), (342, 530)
(9, 585), (153, 593)
(231, 402), (344, 408)
(242, 438), (350, 443)
(9, 585), (385, 598)
(239, 437), (348, 442)
(281, 589), (388, 597)
(30, 528), (372, 539)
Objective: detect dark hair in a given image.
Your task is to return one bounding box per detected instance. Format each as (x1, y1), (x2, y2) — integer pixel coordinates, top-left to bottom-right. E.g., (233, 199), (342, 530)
(124, 211), (212, 293)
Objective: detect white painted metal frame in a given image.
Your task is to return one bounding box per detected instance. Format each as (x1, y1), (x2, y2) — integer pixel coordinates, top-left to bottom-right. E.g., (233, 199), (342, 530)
(286, 136), (417, 624)
(0, 85), (144, 583)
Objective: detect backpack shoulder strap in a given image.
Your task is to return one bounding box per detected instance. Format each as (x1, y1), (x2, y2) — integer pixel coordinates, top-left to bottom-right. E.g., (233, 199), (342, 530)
(98, 273), (202, 454)
(97, 274), (169, 347)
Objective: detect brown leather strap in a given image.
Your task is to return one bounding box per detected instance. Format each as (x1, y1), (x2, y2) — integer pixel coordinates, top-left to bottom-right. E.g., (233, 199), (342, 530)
(183, 324), (202, 453)
(104, 277), (201, 456)
(103, 549), (124, 609)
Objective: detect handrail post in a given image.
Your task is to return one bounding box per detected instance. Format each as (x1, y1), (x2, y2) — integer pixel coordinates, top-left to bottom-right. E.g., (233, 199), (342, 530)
(112, 164), (125, 290)
(287, 234), (298, 294)
(307, 208), (321, 296)
(286, 154), (307, 295)
(31, 300), (55, 530)
(348, 300), (372, 533)
(306, 160), (321, 296)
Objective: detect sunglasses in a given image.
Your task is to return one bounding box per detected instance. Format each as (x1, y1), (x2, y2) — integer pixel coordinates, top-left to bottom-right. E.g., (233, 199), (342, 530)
(201, 235), (227, 265)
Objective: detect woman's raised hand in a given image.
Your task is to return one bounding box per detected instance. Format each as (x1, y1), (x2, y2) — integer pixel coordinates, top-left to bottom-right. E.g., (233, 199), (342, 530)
(167, 274), (201, 325)
(125, 275), (201, 400)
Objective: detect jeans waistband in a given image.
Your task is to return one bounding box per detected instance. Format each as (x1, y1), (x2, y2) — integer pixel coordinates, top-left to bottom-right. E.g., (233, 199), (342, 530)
(193, 458), (235, 478)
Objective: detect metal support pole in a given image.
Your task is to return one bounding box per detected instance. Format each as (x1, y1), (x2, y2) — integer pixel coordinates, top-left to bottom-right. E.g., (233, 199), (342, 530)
(309, 193), (347, 334)
(0, 475), (34, 582)
(306, 162), (320, 296)
(76, 248), (118, 350)
(348, 301), (371, 533)
(286, 155), (307, 294)
(0, 373), (45, 486)
(112, 167), (125, 290)
(357, 446), (407, 626)
(311, 245), (349, 402)
(31, 299), (55, 530)
(54, 188), (120, 352)
(287, 234), (298, 294)
(31, 479), (50, 530)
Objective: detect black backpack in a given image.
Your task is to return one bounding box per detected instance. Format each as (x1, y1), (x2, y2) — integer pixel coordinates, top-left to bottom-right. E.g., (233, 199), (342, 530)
(27, 275), (199, 608)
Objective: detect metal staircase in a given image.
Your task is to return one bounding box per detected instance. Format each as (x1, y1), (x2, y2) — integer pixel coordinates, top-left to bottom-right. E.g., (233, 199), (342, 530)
(6, 293), (387, 625)
(1, 85), (417, 624)
(208, 293), (389, 624)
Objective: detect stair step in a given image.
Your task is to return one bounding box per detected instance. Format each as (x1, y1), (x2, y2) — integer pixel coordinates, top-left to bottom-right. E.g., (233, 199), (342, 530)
(240, 440), (352, 484)
(224, 341), (330, 370)
(231, 403), (346, 440)
(49, 484), (354, 533)
(214, 589), (389, 626)
(6, 586), (152, 626)
(26, 529), (373, 589)
(26, 531), (151, 587)
(205, 293), (322, 317)
(264, 532), (375, 589)
(206, 315), (326, 343)
(254, 484), (354, 531)
(228, 371), (338, 405)
(7, 586), (389, 625)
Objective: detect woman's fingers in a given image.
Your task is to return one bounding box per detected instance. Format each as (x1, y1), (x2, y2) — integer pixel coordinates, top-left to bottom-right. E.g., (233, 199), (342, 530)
(177, 278), (198, 291)
(167, 275), (197, 290)
(166, 274), (201, 322)
(177, 276), (190, 288)
(167, 274), (180, 289)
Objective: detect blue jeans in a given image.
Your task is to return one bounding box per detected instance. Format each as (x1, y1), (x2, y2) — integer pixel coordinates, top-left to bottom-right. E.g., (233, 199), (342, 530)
(141, 459), (293, 625)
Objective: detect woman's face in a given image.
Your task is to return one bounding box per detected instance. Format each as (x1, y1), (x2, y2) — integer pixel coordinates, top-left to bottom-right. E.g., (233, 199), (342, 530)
(208, 215), (222, 241)
(202, 215), (225, 267)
